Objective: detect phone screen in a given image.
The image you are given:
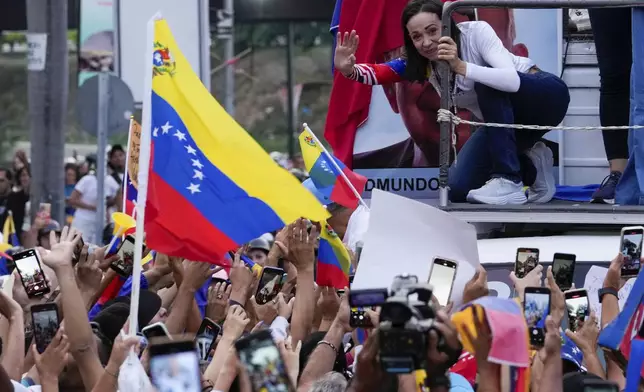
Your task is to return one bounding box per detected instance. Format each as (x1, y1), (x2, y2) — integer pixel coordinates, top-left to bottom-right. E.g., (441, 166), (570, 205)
(565, 291), (589, 332)
(111, 236), (136, 276)
(621, 228), (643, 275)
(552, 254), (575, 290)
(32, 306), (59, 353)
(14, 249), (50, 297)
(515, 249), (539, 279)
(149, 342), (201, 392)
(142, 324), (169, 340)
(237, 332), (294, 392)
(428, 259), (457, 306)
(255, 267), (285, 305)
(524, 289), (550, 346)
(195, 320), (220, 362)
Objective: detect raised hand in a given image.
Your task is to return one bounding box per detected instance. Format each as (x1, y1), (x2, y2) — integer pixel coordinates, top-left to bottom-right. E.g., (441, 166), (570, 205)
(33, 328), (70, 380)
(463, 265), (489, 303)
(334, 30), (359, 77)
(288, 218), (317, 273)
(40, 226), (82, 272)
(545, 266), (565, 327)
(207, 282), (231, 322)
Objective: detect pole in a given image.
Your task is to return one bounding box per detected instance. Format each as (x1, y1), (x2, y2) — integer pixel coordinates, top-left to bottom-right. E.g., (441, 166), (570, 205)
(224, 0), (235, 115)
(26, 0), (68, 224)
(96, 73), (109, 244)
(286, 22), (296, 158)
(129, 12), (160, 336)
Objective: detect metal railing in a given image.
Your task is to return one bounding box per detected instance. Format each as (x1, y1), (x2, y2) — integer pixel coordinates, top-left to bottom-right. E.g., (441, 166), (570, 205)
(437, 0), (644, 208)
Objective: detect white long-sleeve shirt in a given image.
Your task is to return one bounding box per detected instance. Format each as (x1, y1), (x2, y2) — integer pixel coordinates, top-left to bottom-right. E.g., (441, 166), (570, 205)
(350, 21), (536, 120)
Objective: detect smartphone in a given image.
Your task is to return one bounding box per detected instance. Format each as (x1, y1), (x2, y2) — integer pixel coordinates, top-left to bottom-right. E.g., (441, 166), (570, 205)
(428, 258), (458, 306)
(523, 287), (551, 347)
(38, 203), (51, 218)
(72, 236), (85, 265)
(195, 318), (221, 362)
(582, 379), (620, 392)
(31, 303), (60, 353)
(235, 330), (295, 392)
(255, 266), (285, 305)
(149, 338), (201, 392)
(110, 235), (138, 277)
(349, 288), (389, 308)
(515, 248), (539, 279)
(552, 253), (576, 291)
(13, 248), (50, 298)
(141, 322), (170, 340)
(355, 241), (364, 264)
(565, 289), (589, 333)
(620, 226), (644, 277)
(350, 308), (373, 328)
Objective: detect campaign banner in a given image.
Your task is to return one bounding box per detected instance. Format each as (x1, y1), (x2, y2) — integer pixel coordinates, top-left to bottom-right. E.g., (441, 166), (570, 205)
(77, 0), (115, 86)
(327, 1), (562, 200)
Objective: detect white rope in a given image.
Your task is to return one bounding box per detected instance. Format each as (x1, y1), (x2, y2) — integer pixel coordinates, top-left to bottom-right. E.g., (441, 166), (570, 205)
(437, 109), (644, 131)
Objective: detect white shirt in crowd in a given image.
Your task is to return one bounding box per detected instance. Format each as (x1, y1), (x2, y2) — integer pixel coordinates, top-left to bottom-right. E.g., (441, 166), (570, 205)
(71, 174), (120, 243)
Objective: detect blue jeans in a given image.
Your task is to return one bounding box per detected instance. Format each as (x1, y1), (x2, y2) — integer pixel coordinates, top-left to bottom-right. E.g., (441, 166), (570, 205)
(616, 8), (644, 205)
(449, 71), (570, 202)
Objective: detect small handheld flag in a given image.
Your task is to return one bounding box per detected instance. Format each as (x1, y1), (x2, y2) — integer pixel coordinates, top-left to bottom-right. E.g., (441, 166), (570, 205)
(316, 222), (351, 289)
(299, 126), (367, 210)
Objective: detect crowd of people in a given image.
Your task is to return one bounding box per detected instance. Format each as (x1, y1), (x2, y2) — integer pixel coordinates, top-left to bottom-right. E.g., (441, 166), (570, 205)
(0, 0), (641, 391)
(0, 218), (634, 392)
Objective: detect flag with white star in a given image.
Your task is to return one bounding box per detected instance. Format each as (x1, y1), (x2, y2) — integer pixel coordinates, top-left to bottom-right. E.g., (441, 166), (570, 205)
(142, 19), (329, 263)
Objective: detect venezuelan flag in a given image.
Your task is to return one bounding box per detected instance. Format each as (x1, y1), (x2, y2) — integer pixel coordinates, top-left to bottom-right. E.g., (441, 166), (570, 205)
(3, 213), (20, 248)
(144, 19), (328, 262)
(299, 128), (367, 209)
(316, 222), (350, 288)
(0, 213), (20, 275)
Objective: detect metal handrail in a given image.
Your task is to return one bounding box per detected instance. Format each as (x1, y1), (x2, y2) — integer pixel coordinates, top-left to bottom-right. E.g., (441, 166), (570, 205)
(437, 0), (644, 208)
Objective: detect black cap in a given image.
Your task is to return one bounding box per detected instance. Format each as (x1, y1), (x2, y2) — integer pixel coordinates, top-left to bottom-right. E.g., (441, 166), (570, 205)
(93, 290), (162, 343)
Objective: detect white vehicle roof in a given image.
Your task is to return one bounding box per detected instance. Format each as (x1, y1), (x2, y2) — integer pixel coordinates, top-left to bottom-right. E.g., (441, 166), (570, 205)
(478, 234), (620, 264)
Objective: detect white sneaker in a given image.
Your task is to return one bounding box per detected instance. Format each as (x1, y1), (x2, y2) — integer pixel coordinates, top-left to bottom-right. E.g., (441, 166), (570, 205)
(466, 177), (527, 205)
(525, 142), (555, 203)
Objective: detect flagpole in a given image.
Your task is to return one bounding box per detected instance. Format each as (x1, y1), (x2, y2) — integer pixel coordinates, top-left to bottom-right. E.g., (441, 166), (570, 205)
(122, 116), (134, 212)
(303, 123), (369, 210)
(128, 11), (161, 336)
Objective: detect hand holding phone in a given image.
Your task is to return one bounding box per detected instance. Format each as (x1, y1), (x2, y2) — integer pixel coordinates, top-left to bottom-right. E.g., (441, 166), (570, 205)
(565, 289), (589, 332)
(110, 235), (141, 277)
(235, 330), (295, 392)
(552, 253), (576, 291)
(142, 322), (170, 340)
(350, 308), (373, 328)
(428, 258), (458, 306)
(195, 318), (220, 362)
(149, 338), (201, 392)
(255, 267), (285, 305)
(31, 303), (60, 353)
(13, 248), (50, 298)
(620, 226), (643, 277)
(515, 248), (539, 279)
(524, 287), (551, 348)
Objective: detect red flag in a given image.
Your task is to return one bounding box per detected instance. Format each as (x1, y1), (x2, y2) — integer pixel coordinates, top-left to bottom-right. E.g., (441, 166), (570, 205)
(325, 0), (407, 167)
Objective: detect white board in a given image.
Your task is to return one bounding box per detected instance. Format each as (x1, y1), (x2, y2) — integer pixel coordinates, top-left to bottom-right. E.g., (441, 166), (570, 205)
(117, 0), (211, 103)
(352, 189), (480, 306)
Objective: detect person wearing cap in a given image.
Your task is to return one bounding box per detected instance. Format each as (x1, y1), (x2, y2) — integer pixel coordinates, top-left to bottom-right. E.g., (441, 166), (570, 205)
(302, 178), (368, 252)
(247, 237), (271, 266)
